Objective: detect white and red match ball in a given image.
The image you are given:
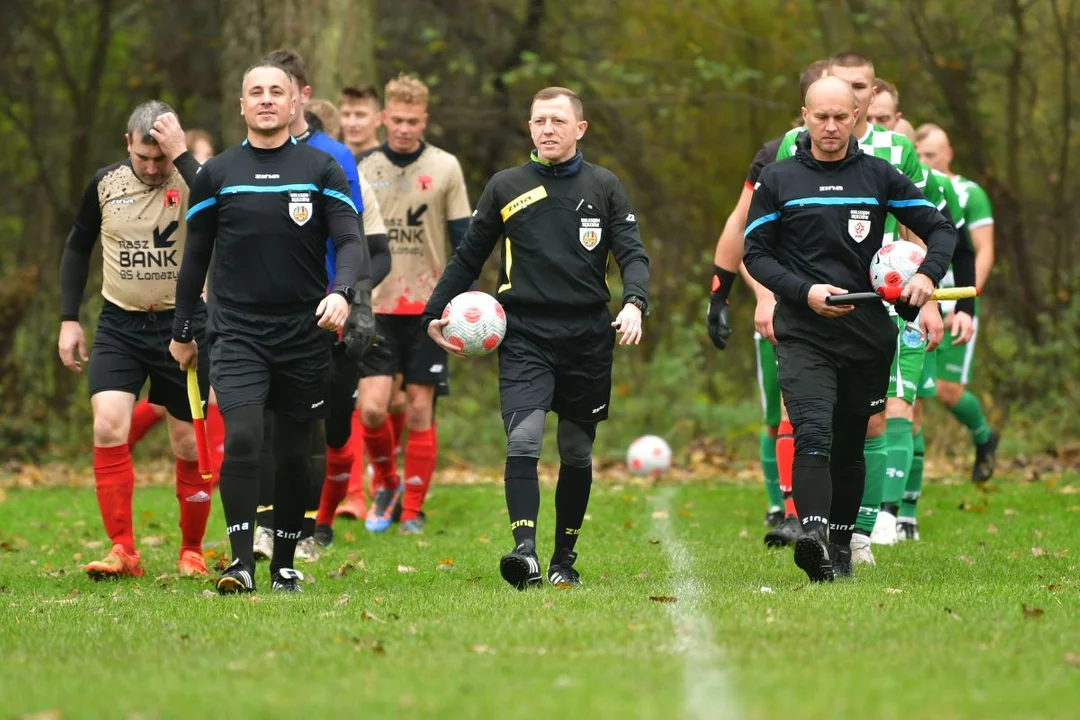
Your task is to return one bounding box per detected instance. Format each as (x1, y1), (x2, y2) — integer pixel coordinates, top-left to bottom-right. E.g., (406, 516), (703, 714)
(627, 435), (673, 477)
(869, 240), (926, 296)
(440, 291), (507, 357)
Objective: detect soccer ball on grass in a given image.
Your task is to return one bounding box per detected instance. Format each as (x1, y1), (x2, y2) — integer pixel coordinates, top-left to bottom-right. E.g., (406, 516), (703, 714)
(627, 435), (673, 477)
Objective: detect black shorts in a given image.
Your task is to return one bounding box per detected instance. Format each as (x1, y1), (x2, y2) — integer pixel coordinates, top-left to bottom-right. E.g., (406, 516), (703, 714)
(776, 340), (890, 419)
(208, 304), (333, 422)
(363, 314), (449, 395)
(498, 307), (615, 424)
(88, 301), (210, 421)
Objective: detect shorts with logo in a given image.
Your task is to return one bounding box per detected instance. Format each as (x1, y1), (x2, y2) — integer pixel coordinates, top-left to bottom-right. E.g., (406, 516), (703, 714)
(208, 303), (332, 422)
(363, 313), (449, 396)
(917, 348), (937, 398)
(936, 315), (979, 385)
(888, 316), (927, 403)
(499, 306), (615, 424)
(777, 340), (891, 420)
(89, 300), (210, 421)
(754, 333), (782, 426)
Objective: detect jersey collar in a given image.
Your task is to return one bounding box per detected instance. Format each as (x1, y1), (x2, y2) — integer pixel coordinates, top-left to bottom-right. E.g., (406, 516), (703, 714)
(529, 149), (583, 177)
(856, 124), (873, 147)
(381, 141), (426, 168)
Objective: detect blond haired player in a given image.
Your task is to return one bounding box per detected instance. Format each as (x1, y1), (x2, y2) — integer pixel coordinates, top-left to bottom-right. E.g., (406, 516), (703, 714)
(357, 74), (472, 534)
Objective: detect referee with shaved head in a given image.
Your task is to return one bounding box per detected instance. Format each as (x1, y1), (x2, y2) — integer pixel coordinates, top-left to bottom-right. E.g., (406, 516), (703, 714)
(743, 76), (955, 583)
(170, 60), (375, 594)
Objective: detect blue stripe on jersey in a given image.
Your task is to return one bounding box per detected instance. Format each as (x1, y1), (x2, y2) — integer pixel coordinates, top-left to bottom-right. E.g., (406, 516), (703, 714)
(322, 188), (357, 213)
(186, 197), (217, 220)
(888, 198), (935, 209)
(219, 183), (319, 195)
(783, 196), (880, 208)
(744, 212), (780, 237)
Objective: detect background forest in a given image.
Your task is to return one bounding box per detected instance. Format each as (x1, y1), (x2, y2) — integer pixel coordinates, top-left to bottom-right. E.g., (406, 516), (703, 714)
(2, 0), (1078, 467)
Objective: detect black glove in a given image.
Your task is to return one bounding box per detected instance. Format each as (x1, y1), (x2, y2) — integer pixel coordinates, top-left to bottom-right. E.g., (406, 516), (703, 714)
(341, 279), (376, 361)
(355, 333), (394, 376)
(706, 297), (733, 350)
(894, 298), (921, 323)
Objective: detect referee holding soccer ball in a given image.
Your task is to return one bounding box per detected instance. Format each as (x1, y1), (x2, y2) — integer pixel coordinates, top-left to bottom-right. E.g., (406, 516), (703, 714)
(742, 77), (955, 584)
(422, 86), (650, 591)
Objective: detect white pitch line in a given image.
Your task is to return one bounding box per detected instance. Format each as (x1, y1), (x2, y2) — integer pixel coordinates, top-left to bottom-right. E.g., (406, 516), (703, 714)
(651, 487), (741, 720)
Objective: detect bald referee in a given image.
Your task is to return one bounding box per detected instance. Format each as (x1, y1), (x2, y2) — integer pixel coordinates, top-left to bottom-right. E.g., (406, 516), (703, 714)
(170, 61), (374, 594)
(743, 77), (955, 583)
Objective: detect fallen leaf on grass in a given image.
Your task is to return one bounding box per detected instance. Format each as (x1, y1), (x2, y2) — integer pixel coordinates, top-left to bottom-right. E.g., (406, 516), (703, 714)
(141, 536), (162, 547)
(1004, 508), (1018, 517)
(0, 541), (15, 553)
(360, 609), (381, 622)
(201, 589), (215, 599)
(416, 540), (431, 548)
(336, 594), (350, 607)
(760, 586), (773, 594)
(648, 538), (661, 545)
(651, 510), (668, 520)
(885, 588), (904, 594)
(626, 622), (643, 631)
(437, 558), (455, 570)
(542, 601), (555, 609)
(465, 576), (482, 583)
(408, 625), (417, 635)
(1064, 652), (1080, 667)
(986, 523), (998, 534)
(1059, 485), (1079, 495)
(636, 569), (649, 580)
(944, 607), (963, 621)
(20, 710), (61, 720)
(470, 644), (493, 654)
(396, 565), (416, 574)
(583, 514), (592, 521)
(956, 555), (974, 565)
(1022, 604), (1044, 619)
(214, 558), (228, 573)
(738, 529), (750, 539)
(477, 534), (490, 544)
(1032, 547), (1045, 558)
(765, 608), (775, 624)
(622, 521), (635, 530)
(649, 595), (677, 604)
(329, 562), (355, 579)
(958, 502), (988, 513)
(1048, 584), (1061, 592)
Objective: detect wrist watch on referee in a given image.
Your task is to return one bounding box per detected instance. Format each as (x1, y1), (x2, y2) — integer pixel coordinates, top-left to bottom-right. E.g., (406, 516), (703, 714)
(332, 285), (356, 305)
(624, 295), (648, 315)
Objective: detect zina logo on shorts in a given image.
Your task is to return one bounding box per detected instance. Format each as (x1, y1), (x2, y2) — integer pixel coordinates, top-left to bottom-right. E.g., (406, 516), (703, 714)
(289, 191), (313, 226)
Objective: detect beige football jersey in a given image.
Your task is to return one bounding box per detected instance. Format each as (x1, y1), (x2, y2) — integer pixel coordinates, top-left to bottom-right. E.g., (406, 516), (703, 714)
(92, 162), (190, 312)
(357, 169), (387, 238)
(360, 144), (471, 314)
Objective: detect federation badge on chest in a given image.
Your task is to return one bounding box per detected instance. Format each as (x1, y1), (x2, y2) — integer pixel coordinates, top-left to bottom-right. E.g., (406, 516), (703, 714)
(848, 208), (871, 243)
(288, 190), (313, 226)
(579, 217), (602, 251)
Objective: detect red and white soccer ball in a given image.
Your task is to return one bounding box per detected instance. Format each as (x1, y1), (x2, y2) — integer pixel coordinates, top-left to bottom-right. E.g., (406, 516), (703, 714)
(441, 291), (507, 357)
(869, 240), (926, 295)
(627, 435), (673, 477)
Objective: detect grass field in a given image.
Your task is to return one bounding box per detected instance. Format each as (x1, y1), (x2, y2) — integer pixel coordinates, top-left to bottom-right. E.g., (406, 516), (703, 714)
(1, 470), (1078, 720)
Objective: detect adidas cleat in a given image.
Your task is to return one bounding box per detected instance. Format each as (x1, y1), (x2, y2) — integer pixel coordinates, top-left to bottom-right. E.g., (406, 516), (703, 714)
(793, 528), (834, 583)
(313, 523), (334, 548)
(830, 543), (853, 580)
(972, 432), (999, 484)
(870, 510), (898, 546)
(764, 508), (784, 529)
(364, 485), (402, 533)
(271, 568), (304, 593)
(499, 540), (543, 591)
(547, 548), (582, 588)
(216, 559), (255, 594)
(764, 515), (802, 548)
(84, 544), (144, 580)
(897, 518), (920, 542)
(253, 526), (274, 562)
(177, 548), (209, 577)
(849, 533), (876, 565)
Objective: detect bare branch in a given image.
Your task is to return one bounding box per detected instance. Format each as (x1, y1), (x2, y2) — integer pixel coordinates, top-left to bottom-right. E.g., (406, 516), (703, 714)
(11, 3), (82, 108)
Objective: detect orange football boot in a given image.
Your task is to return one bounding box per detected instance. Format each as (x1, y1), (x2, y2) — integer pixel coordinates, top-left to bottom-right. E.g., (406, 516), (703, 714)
(84, 544), (144, 580)
(177, 548), (209, 577)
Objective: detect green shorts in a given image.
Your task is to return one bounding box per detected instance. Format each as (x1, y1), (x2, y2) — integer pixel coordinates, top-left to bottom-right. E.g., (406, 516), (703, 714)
(917, 348), (937, 398)
(937, 316), (979, 385)
(888, 317), (926, 403)
(755, 333), (781, 427)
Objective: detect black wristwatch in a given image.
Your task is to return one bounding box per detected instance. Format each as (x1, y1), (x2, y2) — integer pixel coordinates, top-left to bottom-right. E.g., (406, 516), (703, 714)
(332, 285), (356, 304)
(624, 295), (648, 313)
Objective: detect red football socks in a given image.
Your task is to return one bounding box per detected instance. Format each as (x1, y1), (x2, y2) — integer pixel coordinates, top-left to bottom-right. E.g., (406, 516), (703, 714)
(205, 402), (225, 483)
(317, 444), (355, 526)
(777, 419), (797, 518)
(401, 426), (436, 522)
(346, 410), (367, 499)
(93, 445), (136, 552)
(362, 417), (399, 491)
(127, 400), (164, 448)
(175, 458), (211, 552)
(390, 411), (406, 454)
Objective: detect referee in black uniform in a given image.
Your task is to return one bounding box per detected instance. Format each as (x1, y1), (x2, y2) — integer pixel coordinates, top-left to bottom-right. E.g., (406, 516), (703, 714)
(743, 76), (955, 583)
(421, 87), (649, 591)
(170, 61), (374, 594)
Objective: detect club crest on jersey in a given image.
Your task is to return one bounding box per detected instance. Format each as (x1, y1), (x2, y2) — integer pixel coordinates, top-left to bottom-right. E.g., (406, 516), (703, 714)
(164, 189), (180, 209)
(579, 217), (602, 251)
(848, 208), (872, 243)
(417, 175), (433, 191)
(289, 190), (313, 226)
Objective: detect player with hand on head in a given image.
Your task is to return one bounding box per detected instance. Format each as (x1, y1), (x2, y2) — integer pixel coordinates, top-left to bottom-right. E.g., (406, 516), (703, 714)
(422, 86), (649, 590)
(170, 61), (374, 594)
(59, 102), (212, 579)
(357, 74), (473, 535)
(915, 123), (999, 484)
(743, 76), (955, 582)
(706, 58), (831, 535)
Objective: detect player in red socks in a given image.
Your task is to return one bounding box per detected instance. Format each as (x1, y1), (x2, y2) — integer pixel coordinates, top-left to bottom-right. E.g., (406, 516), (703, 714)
(58, 103), (212, 578)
